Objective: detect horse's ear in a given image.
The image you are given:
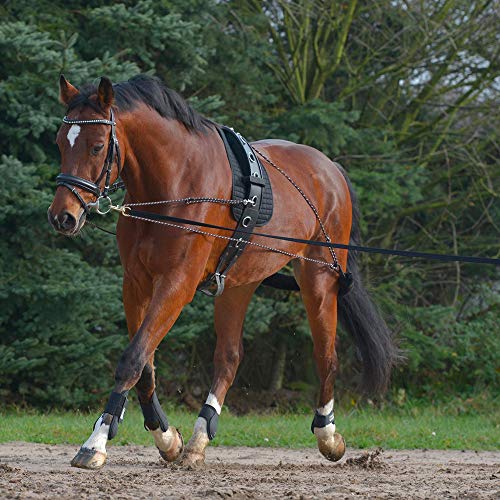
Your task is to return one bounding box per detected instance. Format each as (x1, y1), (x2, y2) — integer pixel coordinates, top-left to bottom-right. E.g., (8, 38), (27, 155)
(59, 75), (79, 105)
(97, 76), (114, 109)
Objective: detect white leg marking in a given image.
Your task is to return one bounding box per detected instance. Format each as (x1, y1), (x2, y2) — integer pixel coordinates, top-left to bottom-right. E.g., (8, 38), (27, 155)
(187, 417), (210, 454)
(317, 399), (334, 416)
(81, 415), (109, 454)
(150, 427), (176, 453)
(67, 124), (81, 147)
(184, 393), (221, 459)
(314, 422), (336, 439)
(313, 399), (344, 460)
(205, 392), (221, 414)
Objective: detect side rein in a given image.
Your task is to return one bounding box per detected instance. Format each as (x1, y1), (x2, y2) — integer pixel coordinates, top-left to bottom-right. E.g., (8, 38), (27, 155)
(56, 108), (123, 214)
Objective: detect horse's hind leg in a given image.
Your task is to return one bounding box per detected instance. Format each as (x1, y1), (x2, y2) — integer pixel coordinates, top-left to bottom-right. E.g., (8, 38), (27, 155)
(294, 261), (346, 462)
(180, 281), (260, 467)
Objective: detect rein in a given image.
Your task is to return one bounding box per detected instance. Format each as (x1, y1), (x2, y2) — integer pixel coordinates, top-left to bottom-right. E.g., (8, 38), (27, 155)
(105, 205), (499, 266)
(83, 196), (500, 267)
(56, 109), (122, 214)
(56, 114), (499, 268)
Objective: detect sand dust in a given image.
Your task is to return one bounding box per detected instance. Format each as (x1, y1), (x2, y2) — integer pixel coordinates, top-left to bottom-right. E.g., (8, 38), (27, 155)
(0, 442), (498, 498)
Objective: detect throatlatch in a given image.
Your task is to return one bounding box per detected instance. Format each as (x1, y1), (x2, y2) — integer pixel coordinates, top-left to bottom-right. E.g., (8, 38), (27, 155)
(104, 390), (128, 439)
(311, 409), (335, 434)
(139, 391), (169, 432)
(199, 404), (219, 440)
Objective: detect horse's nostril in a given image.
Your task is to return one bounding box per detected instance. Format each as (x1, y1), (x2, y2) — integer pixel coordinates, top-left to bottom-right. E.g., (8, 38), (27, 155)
(48, 209), (61, 230)
(60, 211), (77, 230)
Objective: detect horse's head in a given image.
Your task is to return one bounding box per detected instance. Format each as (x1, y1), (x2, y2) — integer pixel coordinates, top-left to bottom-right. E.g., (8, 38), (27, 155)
(48, 75), (120, 235)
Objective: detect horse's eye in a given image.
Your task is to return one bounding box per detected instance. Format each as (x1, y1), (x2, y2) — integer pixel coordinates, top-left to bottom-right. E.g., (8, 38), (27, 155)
(91, 144), (104, 156)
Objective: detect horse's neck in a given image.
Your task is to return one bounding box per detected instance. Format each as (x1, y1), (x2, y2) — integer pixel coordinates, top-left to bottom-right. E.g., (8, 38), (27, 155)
(120, 110), (224, 202)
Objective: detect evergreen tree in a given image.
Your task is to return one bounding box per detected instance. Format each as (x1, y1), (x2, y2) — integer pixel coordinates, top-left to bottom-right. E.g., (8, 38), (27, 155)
(0, 0), (497, 408)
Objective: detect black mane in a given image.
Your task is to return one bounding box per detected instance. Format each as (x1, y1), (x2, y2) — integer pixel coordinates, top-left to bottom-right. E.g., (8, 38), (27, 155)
(67, 75), (212, 133)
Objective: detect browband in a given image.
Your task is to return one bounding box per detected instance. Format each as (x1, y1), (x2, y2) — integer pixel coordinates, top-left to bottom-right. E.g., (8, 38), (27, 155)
(62, 116), (115, 126)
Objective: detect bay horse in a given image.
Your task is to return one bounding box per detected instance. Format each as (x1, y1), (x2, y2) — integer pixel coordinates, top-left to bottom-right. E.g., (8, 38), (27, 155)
(48, 74), (397, 469)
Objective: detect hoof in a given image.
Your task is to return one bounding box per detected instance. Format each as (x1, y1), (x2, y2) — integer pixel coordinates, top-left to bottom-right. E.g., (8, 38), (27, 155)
(70, 447), (107, 470)
(177, 449), (205, 468)
(158, 427), (184, 463)
(318, 432), (346, 462)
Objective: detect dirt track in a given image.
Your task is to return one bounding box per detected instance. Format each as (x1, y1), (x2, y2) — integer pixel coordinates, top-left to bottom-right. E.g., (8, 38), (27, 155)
(0, 442), (498, 498)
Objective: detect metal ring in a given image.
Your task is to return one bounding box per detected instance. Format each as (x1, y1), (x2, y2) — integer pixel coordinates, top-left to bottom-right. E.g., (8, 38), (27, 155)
(252, 172), (260, 177)
(250, 196), (258, 206)
(248, 153), (256, 162)
(242, 216), (252, 227)
(96, 196), (112, 215)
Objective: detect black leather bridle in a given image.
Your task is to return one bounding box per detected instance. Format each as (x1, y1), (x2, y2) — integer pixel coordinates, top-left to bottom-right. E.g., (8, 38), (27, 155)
(56, 108), (122, 214)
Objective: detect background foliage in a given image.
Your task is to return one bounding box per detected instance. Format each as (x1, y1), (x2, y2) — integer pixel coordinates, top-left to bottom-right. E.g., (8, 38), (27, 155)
(0, 0), (498, 409)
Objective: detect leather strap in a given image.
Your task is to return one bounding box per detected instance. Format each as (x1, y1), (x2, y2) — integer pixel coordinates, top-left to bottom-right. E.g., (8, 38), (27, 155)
(56, 182), (93, 214)
(56, 174), (101, 197)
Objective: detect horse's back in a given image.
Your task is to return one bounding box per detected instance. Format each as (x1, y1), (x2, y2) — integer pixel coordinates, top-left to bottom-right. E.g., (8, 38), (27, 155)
(251, 138), (351, 217)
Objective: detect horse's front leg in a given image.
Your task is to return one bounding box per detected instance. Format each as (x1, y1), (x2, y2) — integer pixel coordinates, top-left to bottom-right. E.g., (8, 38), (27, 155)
(71, 275), (195, 470)
(135, 357), (184, 462)
(180, 282), (260, 467)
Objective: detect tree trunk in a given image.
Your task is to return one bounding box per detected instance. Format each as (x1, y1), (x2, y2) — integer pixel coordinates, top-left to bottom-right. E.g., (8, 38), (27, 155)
(268, 337), (287, 391)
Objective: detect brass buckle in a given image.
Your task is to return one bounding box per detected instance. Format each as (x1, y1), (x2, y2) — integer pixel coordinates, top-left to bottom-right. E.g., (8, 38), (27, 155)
(110, 204), (130, 217)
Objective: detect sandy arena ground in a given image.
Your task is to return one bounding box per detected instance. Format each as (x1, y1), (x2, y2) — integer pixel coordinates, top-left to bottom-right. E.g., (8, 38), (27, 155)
(0, 442), (498, 498)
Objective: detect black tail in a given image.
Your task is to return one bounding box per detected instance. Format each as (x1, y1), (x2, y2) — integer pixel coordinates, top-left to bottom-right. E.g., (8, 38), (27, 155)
(337, 166), (399, 394)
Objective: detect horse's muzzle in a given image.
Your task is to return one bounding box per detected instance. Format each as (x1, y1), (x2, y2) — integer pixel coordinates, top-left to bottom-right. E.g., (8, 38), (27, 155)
(47, 207), (85, 235)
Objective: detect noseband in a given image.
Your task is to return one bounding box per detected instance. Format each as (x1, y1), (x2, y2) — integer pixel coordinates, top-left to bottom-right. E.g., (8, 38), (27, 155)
(56, 109), (122, 214)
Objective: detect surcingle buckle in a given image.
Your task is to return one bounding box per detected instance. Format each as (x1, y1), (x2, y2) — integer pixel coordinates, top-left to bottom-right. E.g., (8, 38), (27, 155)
(197, 272), (225, 297)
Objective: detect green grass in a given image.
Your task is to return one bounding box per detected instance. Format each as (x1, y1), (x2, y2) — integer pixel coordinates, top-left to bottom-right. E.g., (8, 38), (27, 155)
(0, 404), (498, 450)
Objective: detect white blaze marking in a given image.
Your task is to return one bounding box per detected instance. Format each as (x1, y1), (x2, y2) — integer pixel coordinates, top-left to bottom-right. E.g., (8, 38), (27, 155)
(82, 415), (109, 453)
(205, 392), (222, 414)
(67, 124), (81, 147)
